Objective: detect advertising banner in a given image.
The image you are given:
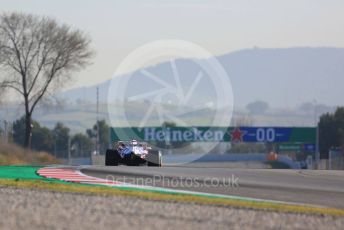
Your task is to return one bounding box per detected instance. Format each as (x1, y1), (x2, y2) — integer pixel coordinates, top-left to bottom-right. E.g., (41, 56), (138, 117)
(110, 127), (316, 143)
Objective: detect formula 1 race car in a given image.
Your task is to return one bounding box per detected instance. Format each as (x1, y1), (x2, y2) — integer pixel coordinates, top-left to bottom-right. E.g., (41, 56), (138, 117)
(105, 140), (162, 167)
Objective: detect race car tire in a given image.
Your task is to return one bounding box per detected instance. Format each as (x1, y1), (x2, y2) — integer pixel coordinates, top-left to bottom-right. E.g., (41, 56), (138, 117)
(147, 150), (162, 167)
(105, 149), (119, 166)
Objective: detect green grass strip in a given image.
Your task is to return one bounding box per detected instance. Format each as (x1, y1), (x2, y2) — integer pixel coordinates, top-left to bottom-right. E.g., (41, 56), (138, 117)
(0, 165), (43, 179)
(0, 165), (73, 185)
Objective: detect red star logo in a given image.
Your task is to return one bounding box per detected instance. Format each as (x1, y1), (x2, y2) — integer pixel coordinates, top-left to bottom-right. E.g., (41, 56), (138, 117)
(229, 128), (247, 143)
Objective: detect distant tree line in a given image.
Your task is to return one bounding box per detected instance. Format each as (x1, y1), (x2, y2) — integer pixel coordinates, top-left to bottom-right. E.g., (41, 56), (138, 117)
(11, 117), (109, 158)
(319, 107), (344, 158)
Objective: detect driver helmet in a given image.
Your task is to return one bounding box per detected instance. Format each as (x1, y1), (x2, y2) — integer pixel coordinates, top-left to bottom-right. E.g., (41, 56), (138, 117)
(116, 141), (125, 148)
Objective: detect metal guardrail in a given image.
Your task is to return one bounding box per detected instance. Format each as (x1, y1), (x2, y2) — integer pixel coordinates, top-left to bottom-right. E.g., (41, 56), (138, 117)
(329, 150), (344, 170)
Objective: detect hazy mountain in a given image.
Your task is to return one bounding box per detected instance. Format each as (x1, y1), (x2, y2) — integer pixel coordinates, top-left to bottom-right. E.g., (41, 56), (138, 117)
(2, 47), (342, 132)
(58, 47), (344, 108)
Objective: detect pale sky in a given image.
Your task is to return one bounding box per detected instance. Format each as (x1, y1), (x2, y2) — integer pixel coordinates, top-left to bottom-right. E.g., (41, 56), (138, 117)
(1, 0), (344, 89)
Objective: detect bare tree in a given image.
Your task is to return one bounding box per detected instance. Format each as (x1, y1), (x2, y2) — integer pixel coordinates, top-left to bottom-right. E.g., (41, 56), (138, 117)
(0, 12), (94, 148)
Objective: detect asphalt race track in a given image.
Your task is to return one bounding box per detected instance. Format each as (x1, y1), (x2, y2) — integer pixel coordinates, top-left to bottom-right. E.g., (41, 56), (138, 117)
(82, 165), (344, 209)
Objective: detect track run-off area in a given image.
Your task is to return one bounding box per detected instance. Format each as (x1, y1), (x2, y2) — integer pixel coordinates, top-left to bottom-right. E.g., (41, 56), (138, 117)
(0, 165), (344, 217)
(81, 165), (344, 209)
